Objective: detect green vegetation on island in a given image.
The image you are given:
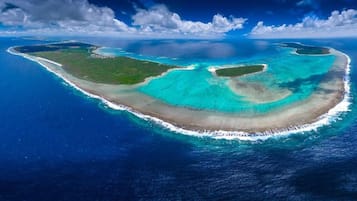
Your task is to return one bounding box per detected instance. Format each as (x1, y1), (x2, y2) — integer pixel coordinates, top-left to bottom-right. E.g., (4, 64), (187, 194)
(215, 65), (265, 77)
(15, 42), (176, 85)
(282, 43), (330, 55)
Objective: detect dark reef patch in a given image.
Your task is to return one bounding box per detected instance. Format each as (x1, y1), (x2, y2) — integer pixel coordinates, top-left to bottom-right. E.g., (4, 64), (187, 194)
(282, 43), (330, 55)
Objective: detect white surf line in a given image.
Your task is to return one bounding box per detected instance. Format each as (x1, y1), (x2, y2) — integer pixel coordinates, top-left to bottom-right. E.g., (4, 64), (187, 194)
(152, 53), (351, 141)
(7, 47), (352, 141)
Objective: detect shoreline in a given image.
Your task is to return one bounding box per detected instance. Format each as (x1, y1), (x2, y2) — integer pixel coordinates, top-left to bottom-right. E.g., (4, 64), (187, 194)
(92, 47), (196, 87)
(7, 46), (351, 141)
(209, 63), (279, 103)
(208, 63), (268, 77)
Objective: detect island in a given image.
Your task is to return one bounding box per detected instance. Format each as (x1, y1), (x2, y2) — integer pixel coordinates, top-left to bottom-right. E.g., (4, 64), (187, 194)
(14, 42), (176, 84)
(281, 42), (330, 55)
(215, 64), (265, 77)
(8, 41), (350, 139)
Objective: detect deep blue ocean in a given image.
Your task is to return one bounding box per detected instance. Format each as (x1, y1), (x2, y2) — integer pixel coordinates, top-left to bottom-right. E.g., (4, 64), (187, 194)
(1, 37), (357, 201)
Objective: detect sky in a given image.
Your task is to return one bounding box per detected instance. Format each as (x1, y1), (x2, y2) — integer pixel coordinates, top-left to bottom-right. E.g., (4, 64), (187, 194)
(0, 0), (356, 39)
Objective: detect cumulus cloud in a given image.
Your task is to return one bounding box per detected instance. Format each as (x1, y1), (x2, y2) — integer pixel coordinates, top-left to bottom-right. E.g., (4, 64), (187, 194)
(0, 3), (28, 26)
(0, 0), (133, 35)
(250, 9), (357, 38)
(132, 5), (246, 37)
(0, 1), (247, 38)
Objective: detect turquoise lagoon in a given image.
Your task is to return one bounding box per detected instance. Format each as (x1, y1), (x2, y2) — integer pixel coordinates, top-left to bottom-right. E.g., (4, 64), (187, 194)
(97, 44), (336, 115)
(1, 37), (357, 201)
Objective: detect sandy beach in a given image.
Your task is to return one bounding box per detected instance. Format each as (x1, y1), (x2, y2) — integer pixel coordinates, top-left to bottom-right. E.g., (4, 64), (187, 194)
(8, 47), (350, 139)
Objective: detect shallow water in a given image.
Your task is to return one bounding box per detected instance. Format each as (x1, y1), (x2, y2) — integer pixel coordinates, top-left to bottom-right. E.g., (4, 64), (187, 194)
(0, 37), (357, 200)
(98, 41), (335, 114)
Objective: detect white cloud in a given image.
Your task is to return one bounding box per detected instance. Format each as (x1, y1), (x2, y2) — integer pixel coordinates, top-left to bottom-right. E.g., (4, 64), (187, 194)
(0, 5), (28, 26)
(0, 1), (247, 38)
(0, 0), (134, 35)
(250, 9), (357, 38)
(132, 5), (246, 37)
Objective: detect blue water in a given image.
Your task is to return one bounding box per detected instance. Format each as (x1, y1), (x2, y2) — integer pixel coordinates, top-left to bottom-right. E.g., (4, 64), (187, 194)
(0, 37), (357, 200)
(98, 40), (335, 114)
